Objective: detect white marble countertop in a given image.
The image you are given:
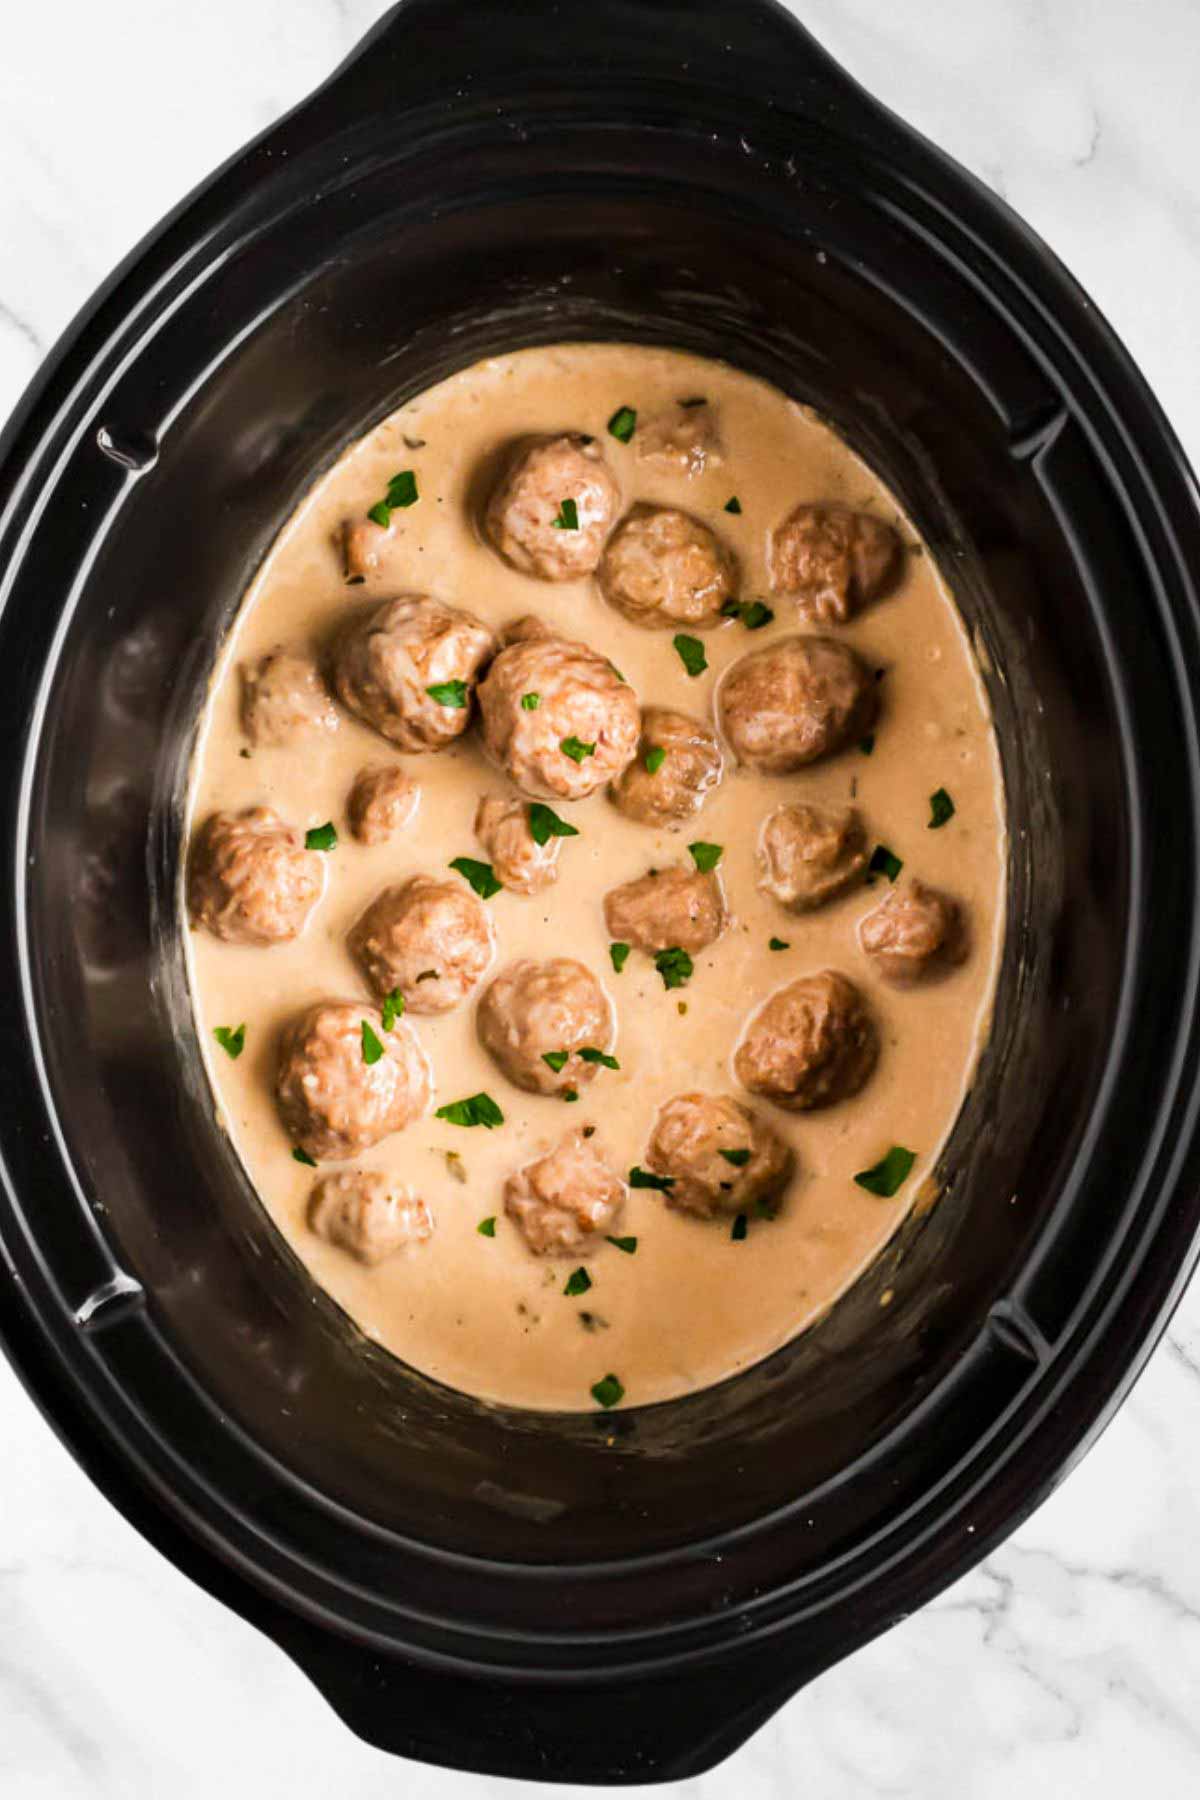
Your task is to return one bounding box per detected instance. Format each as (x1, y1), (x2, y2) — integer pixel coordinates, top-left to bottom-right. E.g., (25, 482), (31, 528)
(4, 1), (1200, 1795)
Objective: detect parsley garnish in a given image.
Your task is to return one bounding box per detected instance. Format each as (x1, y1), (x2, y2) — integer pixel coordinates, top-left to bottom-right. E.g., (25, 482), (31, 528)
(450, 855), (502, 899)
(860, 735), (875, 756)
(367, 501), (391, 528)
(629, 1166), (675, 1191)
(292, 1147), (317, 1167)
(562, 1088), (580, 1102)
(552, 497), (580, 531)
(768, 936), (790, 951)
(673, 633), (707, 677)
(854, 1146), (916, 1197)
(564, 1267), (592, 1297)
(579, 1047), (619, 1070)
(607, 405), (637, 444)
(731, 1213), (749, 1241)
(720, 1148), (751, 1167)
(644, 745), (666, 774)
(542, 1050), (569, 1074)
(929, 788), (956, 829)
(437, 1092), (505, 1129)
(426, 679), (468, 708)
(722, 598), (774, 630)
(724, 496), (742, 514)
(305, 821), (337, 852)
(869, 844), (903, 882)
(609, 942), (631, 974)
(381, 987), (405, 1031)
(477, 1216), (497, 1237)
(591, 1373), (625, 1409)
(367, 469), (419, 526)
(528, 802), (579, 846)
(688, 841), (723, 873)
(560, 735), (596, 763)
(654, 946), (694, 990)
(607, 1235), (638, 1254)
(521, 691), (540, 710)
(214, 1023), (245, 1060)
(360, 1019), (384, 1065)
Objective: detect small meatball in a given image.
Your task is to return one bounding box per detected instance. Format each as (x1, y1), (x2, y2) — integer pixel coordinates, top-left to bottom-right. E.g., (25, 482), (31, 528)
(645, 1092), (793, 1219)
(770, 503), (901, 625)
(308, 1171), (432, 1265)
(340, 515), (391, 583)
(758, 802), (868, 913)
(504, 1132), (626, 1255)
(188, 806), (323, 946)
(500, 613), (555, 647)
(859, 879), (966, 984)
(477, 958), (613, 1096)
(475, 795), (561, 895)
(348, 875), (493, 1015)
(477, 635), (640, 801)
(334, 595), (496, 752)
(239, 648), (339, 747)
(485, 434), (619, 581)
(635, 401), (723, 476)
(735, 971), (878, 1111)
(276, 1000), (430, 1161)
(598, 505), (736, 629)
(609, 707), (723, 827)
(719, 635), (877, 773)
(603, 866), (726, 955)
(347, 765), (420, 845)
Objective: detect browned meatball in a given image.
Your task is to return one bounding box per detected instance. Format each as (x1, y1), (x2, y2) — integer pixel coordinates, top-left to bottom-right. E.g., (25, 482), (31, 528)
(334, 595), (496, 751)
(347, 765), (420, 844)
(188, 807), (323, 946)
(770, 503), (901, 625)
(598, 506), (737, 629)
(758, 802), (868, 912)
(635, 401), (723, 476)
(348, 875), (493, 1015)
(859, 879), (966, 984)
(276, 1001), (430, 1161)
(504, 1132), (626, 1255)
(609, 707), (723, 828)
(239, 648), (339, 747)
(477, 958), (614, 1097)
(475, 795), (561, 895)
(308, 1171), (433, 1264)
(477, 635), (640, 801)
(645, 1092), (793, 1219)
(485, 434), (620, 581)
(340, 514), (391, 583)
(735, 971), (878, 1111)
(719, 635), (877, 773)
(603, 866), (726, 955)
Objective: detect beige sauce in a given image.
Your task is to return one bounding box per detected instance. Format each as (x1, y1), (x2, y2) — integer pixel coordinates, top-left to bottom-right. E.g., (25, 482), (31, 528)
(186, 344), (1005, 1411)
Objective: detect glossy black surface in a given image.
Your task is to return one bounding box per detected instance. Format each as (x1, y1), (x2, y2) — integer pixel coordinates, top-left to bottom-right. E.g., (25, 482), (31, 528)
(2, 0), (1200, 1784)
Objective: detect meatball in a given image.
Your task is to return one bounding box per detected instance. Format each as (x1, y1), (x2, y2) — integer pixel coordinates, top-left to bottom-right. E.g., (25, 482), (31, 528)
(276, 1000), (430, 1161)
(348, 875), (493, 1016)
(645, 1092), (793, 1219)
(598, 505), (737, 629)
(609, 707), (723, 828)
(477, 635), (640, 801)
(475, 795), (561, 895)
(770, 503), (901, 625)
(347, 765), (420, 845)
(504, 1132), (626, 1256)
(485, 434), (620, 581)
(603, 866), (726, 955)
(340, 514), (391, 583)
(500, 613), (555, 647)
(718, 635), (877, 773)
(334, 595), (496, 751)
(635, 401), (723, 476)
(308, 1170), (433, 1265)
(188, 807), (323, 946)
(477, 958), (614, 1096)
(859, 879), (966, 984)
(239, 647), (339, 747)
(735, 971), (878, 1111)
(758, 802), (868, 912)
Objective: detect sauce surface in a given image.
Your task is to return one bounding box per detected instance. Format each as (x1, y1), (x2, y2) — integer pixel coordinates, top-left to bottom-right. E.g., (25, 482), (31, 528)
(186, 344), (1005, 1411)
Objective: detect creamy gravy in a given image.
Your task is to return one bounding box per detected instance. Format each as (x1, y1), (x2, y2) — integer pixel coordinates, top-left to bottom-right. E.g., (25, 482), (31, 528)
(186, 344), (1005, 1412)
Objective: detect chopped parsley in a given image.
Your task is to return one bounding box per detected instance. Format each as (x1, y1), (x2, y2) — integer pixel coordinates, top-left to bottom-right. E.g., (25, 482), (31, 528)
(426, 679), (468, 708)
(591, 1373), (625, 1409)
(860, 735), (876, 756)
(563, 1088), (580, 1103)
(213, 1023), (245, 1060)
(366, 501), (391, 529)
(477, 1216), (497, 1237)
(724, 496), (742, 514)
(380, 987), (405, 1031)
(292, 1147), (317, 1167)
(437, 1092), (505, 1129)
(629, 1166), (675, 1191)
(367, 468), (419, 526)
(869, 844), (904, 883)
(768, 936), (790, 951)
(722, 598), (774, 630)
(607, 405), (637, 444)
(542, 1050), (570, 1074)
(564, 1267), (592, 1297)
(360, 1019), (384, 1065)
(560, 735), (596, 763)
(731, 1213), (749, 1241)
(608, 662), (626, 683)
(552, 497), (580, 531)
(673, 633), (708, 678)
(305, 821), (337, 852)
(929, 787), (956, 829)
(720, 1148), (752, 1168)
(450, 855), (502, 899)
(521, 691), (540, 710)
(688, 841), (723, 873)
(854, 1146), (916, 1197)
(579, 1047), (620, 1070)
(654, 946), (694, 990)
(609, 941), (631, 974)
(528, 802), (579, 846)
(644, 745), (667, 775)
(607, 1235), (638, 1254)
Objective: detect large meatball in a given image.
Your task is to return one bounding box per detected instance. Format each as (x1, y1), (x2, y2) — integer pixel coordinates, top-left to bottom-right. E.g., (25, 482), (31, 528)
(859, 879), (966, 984)
(718, 635), (877, 773)
(276, 1000), (430, 1161)
(758, 802), (868, 913)
(645, 1092), (793, 1219)
(598, 506), (737, 629)
(475, 795), (561, 895)
(308, 1170), (433, 1265)
(504, 1132), (626, 1256)
(334, 595), (496, 751)
(477, 958), (614, 1097)
(770, 503), (901, 625)
(477, 635), (640, 801)
(346, 765), (420, 845)
(348, 875), (493, 1015)
(609, 707), (723, 828)
(485, 434), (620, 581)
(188, 807), (323, 946)
(239, 647), (339, 747)
(603, 866), (726, 955)
(635, 401), (723, 476)
(735, 971), (878, 1111)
